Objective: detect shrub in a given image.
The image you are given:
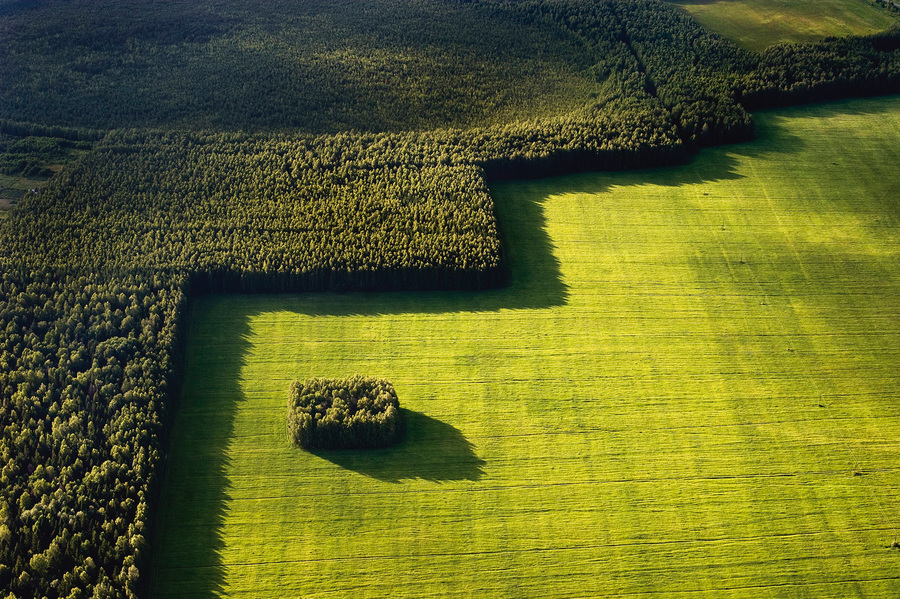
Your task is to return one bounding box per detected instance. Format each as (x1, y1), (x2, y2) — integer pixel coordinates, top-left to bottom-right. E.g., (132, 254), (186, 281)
(287, 375), (403, 450)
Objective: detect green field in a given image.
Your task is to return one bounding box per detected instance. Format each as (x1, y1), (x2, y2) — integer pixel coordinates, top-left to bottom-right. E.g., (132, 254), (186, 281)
(669, 0), (897, 52)
(152, 96), (900, 598)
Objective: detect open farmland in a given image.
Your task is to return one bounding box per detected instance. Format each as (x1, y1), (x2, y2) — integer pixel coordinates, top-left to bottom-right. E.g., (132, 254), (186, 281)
(668, 0), (897, 52)
(151, 96), (900, 597)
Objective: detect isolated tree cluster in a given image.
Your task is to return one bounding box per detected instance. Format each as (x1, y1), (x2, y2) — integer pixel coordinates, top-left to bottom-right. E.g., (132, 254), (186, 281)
(287, 376), (403, 450)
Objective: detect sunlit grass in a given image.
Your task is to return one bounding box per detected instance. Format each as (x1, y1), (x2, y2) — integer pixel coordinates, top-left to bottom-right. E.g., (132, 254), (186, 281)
(669, 0), (897, 52)
(152, 97), (900, 598)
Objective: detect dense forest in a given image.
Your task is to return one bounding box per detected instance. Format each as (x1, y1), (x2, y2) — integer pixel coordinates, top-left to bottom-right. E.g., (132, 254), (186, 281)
(0, 0), (611, 134)
(0, 0), (898, 597)
(0, 266), (187, 598)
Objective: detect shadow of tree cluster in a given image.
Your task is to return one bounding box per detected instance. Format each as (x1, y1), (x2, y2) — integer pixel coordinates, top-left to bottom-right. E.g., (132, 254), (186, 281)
(310, 409), (486, 483)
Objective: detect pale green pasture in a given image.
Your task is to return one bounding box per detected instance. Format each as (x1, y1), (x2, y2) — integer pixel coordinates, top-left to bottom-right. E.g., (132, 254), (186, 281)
(669, 0), (897, 52)
(152, 97), (900, 598)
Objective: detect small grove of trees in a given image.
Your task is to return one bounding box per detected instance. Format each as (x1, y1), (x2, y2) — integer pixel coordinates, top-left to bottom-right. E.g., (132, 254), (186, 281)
(287, 376), (403, 450)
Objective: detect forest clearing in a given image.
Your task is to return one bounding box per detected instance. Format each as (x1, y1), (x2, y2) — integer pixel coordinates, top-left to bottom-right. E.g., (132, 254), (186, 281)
(669, 0), (897, 51)
(152, 97), (900, 598)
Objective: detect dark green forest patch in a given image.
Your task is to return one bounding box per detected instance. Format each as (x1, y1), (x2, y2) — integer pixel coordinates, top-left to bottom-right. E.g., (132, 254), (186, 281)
(0, 133), (91, 217)
(287, 376), (403, 450)
(0, 0), (609, 133)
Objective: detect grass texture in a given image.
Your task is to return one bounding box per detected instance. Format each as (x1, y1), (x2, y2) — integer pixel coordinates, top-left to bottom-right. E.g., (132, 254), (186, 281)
(669, 0), (897, 52)
(152, 96), (900, 598)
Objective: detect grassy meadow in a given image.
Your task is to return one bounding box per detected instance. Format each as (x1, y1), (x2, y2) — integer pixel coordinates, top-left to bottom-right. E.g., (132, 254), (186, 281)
(669, 0), (897, 51)
(151, 96), (900, 598)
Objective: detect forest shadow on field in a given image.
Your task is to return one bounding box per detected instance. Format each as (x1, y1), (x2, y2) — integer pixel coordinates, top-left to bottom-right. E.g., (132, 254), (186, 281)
(146, 160), (565, 595)
(516, 94), (899, 203)
(211, 113), (817, 320)
(755, 94), (900, 121)
(148, 302), (253, 599)
(532, 121), (806, 199)
(310, 409), (486, 483)
(261, 182), (570, 317)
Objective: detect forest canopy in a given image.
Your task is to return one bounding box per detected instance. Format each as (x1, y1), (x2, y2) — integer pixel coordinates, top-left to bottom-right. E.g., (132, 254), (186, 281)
(0, 0), (610, 134)
(1, 1), (899, 598)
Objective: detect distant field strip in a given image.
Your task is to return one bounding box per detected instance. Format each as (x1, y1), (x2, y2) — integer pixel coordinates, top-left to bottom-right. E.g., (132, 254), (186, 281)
(669, 0), (897, 51)
(152, 97), (900, 598)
